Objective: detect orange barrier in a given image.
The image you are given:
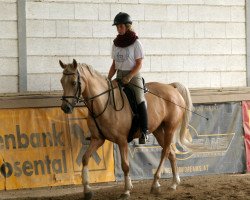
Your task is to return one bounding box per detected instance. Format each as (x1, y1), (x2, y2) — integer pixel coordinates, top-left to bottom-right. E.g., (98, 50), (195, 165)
(0, 107), (115, 190)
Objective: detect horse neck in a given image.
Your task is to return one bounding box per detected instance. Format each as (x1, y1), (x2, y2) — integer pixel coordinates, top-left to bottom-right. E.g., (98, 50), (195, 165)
(80, 66), (109, 113)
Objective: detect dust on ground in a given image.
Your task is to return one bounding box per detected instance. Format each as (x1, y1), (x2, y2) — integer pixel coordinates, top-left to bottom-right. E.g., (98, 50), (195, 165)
(1, 174), (250, 200)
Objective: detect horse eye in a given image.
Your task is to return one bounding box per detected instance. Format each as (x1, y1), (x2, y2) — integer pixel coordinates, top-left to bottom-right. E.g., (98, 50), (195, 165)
(72, 81), (77, 86)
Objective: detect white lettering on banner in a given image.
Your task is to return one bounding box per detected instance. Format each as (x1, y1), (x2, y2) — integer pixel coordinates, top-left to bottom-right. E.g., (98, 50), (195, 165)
(152, 165), (209, 175)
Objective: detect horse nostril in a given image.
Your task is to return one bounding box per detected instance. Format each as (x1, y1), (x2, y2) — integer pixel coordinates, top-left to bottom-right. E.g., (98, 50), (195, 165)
(61, 105), (69, 113)
(65, 105), (72, 113)
(61, 103), (73, 114)
(66, 107), (70, 112)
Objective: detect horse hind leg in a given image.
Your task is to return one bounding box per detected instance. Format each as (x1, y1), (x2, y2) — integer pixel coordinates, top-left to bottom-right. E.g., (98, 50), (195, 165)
(168, 146), (180, 190)
(151, 124), (179, 194)
(151, 144), (170, 195)
(149, 124), (165, 195)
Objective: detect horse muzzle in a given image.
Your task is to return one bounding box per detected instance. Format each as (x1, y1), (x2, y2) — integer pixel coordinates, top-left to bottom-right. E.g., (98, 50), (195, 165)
(61, 103), (74, 114)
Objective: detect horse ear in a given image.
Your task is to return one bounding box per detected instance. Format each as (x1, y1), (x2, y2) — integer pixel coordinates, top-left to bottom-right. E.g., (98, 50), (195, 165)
(59, 60), (65, 69)
(73, 59), (77, 69)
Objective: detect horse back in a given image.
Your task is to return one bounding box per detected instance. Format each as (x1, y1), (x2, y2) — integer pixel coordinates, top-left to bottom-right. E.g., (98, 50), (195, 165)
(145, 82), (185, 105)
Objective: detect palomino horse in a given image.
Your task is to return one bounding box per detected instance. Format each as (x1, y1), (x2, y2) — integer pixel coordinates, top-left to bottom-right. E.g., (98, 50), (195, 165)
(60, 59), (194, 200)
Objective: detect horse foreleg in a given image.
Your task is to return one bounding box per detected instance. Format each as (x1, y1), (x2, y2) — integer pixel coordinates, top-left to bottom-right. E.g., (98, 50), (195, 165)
(168, 147), (180, 190)
(82, 138), (105, 200)
(118, 142), (133, 200)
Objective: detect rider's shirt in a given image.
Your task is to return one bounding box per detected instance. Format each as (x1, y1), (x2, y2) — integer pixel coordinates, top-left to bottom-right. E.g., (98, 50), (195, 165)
(112, 40), (144, 71)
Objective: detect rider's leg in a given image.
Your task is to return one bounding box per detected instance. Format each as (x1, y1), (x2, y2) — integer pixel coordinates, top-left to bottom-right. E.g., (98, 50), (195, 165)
(129, 74), (149, 144)
(117, 70), (149, 144)
(137, 101), (149, 144)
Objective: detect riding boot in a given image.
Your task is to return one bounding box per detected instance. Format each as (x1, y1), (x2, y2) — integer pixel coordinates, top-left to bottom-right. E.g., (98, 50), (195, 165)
(137, 101), (149, 144)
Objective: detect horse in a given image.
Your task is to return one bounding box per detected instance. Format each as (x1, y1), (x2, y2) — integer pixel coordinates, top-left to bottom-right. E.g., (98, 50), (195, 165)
(60, 59), (195, 200)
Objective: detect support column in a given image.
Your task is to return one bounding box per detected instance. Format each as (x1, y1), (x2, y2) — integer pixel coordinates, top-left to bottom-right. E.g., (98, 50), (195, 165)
(17, 0), (27, 92)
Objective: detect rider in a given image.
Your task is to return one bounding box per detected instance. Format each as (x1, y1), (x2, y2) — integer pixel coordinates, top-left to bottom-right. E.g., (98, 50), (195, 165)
(108, 12), (149, 144)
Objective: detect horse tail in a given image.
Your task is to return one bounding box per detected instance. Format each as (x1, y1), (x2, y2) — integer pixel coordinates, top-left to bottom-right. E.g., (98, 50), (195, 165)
(171, 82), (198, 151)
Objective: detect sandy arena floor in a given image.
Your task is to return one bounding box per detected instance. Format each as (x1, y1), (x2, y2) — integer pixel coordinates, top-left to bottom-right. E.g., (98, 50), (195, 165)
(0, 174), (250, 200)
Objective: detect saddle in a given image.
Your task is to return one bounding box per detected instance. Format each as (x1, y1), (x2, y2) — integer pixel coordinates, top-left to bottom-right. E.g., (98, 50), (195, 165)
(117, 79), (147, 143)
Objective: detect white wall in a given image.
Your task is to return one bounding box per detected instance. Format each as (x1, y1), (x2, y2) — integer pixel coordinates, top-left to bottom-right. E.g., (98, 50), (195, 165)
(0, 0), (247, 92)
(0, 0), (18, 93)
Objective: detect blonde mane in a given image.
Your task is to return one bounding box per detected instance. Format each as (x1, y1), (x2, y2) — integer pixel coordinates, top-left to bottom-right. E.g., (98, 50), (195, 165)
(78, 63), (104, 78)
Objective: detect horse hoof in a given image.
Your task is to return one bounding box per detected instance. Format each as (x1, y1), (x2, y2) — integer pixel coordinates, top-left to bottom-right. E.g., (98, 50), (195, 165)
(169, 184), (177, 190)
(83, 191), (93, 200)
(150, 186), (161, 195)
(126, 183), (133, 190)
(118, 193), (130, 200)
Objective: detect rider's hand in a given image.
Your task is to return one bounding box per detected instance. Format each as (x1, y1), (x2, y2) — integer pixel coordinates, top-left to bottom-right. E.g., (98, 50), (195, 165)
(122, 74), (133, 85)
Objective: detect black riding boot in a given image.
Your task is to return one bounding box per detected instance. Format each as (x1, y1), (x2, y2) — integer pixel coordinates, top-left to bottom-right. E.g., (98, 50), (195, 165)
(137, 101), (149, 144)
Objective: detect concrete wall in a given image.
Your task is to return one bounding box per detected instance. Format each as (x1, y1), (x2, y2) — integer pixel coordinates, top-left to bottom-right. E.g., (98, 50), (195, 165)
(0, 0), (247, 92)
(0, 0), (18, 93)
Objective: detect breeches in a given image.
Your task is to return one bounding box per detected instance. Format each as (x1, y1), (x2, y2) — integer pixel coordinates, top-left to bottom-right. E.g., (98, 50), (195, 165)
(116, 70), (145, 104)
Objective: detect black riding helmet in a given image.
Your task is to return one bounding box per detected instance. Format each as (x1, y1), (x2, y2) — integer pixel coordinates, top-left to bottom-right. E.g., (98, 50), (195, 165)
(112, 12), (132, 26)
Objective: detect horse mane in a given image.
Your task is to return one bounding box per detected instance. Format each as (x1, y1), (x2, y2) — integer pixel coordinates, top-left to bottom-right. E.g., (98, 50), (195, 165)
(79, 63), (103, 78)
(62, 62), (104, 79)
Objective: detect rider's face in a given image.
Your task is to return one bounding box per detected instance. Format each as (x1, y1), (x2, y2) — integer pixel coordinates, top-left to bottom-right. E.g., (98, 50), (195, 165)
(116, 24), (127, 35)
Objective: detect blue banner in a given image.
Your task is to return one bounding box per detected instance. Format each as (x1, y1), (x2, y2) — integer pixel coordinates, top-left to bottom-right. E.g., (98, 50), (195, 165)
(114, 102), (246, 180)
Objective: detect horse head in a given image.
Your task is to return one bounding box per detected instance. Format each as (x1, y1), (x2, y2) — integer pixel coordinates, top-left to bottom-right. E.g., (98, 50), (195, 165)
(59, 59), (86, 114)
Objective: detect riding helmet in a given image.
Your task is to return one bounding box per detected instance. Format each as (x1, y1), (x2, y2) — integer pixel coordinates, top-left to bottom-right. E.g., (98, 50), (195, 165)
(112, 12), (132, 26)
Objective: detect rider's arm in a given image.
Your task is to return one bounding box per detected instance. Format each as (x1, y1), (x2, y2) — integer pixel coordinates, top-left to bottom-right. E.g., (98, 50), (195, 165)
(108, 60), (117, 80)
(122, 40), (144, 84)
(130, 58), (142, 77)
(122, 58), (142, 84)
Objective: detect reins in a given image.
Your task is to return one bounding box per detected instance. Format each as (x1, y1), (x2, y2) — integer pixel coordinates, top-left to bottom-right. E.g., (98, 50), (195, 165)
(110, 79), (125, 111)
(61, 70), (208, 140)
(83, 79), (111, 119)
(61, 71), (125, 139)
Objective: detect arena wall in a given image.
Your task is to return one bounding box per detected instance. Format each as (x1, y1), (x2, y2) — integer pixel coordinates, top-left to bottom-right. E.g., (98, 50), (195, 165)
(0, 0), (247, 93)
(0, 0), (18, 93)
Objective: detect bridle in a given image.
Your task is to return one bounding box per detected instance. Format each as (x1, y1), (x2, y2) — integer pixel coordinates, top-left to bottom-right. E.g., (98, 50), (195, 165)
(61, 70), (124, 119)
(61, 70), (125, 139)
(61, 71), (82, 107)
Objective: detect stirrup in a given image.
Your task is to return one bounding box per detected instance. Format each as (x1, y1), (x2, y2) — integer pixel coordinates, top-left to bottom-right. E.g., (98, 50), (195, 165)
(139, 137), (147, 144)
(85, 136), (91, 141)
(139, 131), (149, 144)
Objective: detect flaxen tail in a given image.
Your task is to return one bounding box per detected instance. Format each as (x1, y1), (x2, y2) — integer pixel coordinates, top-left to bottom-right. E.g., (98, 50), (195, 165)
(171, 82), (199, 151)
